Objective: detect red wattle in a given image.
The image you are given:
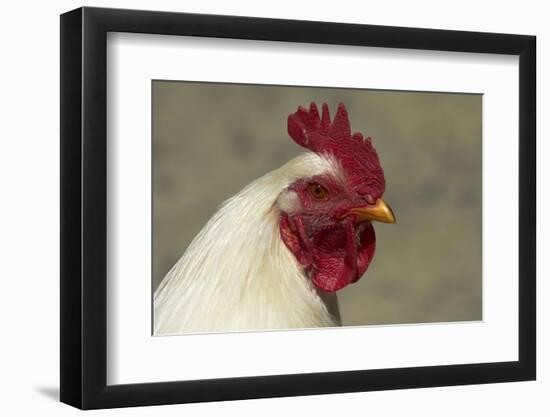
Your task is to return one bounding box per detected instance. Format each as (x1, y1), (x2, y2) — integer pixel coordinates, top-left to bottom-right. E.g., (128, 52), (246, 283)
(280, 215), (376, 292)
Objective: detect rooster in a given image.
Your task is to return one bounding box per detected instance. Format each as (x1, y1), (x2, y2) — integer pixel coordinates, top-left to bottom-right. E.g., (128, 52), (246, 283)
(154, 102), (395, 334)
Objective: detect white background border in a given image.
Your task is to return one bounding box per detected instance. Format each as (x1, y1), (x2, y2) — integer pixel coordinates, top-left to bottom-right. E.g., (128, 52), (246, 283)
(107, 33), (519, 385)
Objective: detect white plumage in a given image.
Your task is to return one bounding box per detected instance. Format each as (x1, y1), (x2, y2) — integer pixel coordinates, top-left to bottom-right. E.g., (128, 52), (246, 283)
(154, 152), (343, 335)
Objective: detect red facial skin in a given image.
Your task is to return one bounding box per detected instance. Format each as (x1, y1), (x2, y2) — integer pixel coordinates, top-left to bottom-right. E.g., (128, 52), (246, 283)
(279, 175), (377, 292)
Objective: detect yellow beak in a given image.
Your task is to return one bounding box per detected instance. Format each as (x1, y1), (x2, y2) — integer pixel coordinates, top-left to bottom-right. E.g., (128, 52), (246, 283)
(347, 198), (396, 224)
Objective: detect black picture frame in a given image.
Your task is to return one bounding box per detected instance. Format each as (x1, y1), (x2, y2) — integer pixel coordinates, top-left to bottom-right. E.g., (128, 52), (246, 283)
(60, 6), (536, 410)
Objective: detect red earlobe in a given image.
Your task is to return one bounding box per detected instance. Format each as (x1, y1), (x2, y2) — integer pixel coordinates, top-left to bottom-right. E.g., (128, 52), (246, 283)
(279, 214), (312, 268)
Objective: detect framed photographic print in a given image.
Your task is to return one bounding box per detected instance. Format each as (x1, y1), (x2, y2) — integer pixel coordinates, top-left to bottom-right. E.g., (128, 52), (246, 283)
(60, 6), (536, 409)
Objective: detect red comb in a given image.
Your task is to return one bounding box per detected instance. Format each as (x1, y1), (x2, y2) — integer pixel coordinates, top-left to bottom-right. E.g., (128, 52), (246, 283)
(287, 102), (385, 198)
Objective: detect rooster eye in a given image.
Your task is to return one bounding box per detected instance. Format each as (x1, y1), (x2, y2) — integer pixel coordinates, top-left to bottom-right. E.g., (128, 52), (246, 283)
(307, 183), (329, 200)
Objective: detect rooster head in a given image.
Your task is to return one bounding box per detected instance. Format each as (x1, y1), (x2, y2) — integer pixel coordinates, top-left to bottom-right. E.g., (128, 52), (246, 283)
(279, 102), (395, 292)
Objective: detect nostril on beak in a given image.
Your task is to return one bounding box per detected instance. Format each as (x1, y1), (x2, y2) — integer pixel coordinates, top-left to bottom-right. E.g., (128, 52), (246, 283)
(365, 194), (375, 205)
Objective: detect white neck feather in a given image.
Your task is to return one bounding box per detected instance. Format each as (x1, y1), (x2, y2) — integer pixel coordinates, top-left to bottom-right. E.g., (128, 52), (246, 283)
(154, 152), (341, 335)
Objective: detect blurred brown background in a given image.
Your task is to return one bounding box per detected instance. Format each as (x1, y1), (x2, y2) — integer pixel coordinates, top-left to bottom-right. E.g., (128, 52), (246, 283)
(153, 80), (482, 326)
